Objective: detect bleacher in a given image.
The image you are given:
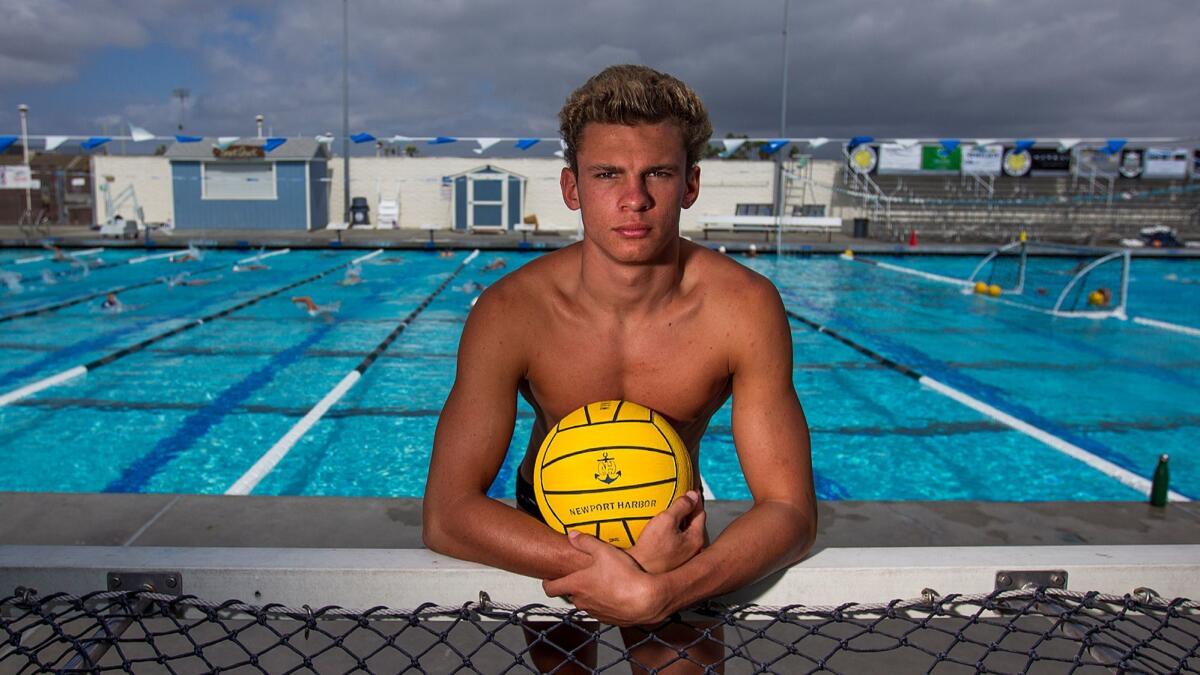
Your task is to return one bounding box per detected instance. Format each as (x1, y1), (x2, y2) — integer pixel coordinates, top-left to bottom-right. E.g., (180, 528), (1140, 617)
(830, 166), (1200, 243)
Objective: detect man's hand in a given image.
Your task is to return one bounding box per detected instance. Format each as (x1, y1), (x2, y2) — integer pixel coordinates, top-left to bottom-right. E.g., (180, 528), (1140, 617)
(627, 490), (706, 574)
(542, 531), (672, 626)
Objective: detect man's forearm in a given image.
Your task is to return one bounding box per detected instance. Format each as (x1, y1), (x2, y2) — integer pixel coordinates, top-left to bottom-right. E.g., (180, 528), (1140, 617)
(657, 500), (816, 615)
(424, 494), (591, 579)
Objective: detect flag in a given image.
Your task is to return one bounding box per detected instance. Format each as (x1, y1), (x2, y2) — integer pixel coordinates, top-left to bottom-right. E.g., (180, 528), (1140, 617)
(720, 138), (746, 157)
(515, 138), (539, 150)
(428, 136), (457, 144)
(1013, 139), (1036, 153)
(1103, 139), (1126, 155)
(938, 139), (960, 156)
(263, 137), (287, 153)
(0, 136), (16, 153)
(848, 135), (874, 149)
(175, 135), (203, 143)
(128, 124), (155, 142)
(44, 136), (69, 151)
(762, 139), (789, 155)
(473, 138), (501, 154)
(1057, 138), (1081, 152)
(807, 137), (829, 149)
(81, 137), (111, 150)
(351, 132), (376, 144)
(216, 137), (238, 150)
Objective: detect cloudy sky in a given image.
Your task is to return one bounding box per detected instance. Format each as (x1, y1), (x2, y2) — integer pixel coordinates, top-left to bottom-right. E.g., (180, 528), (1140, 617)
(0, 0), (1196, 153)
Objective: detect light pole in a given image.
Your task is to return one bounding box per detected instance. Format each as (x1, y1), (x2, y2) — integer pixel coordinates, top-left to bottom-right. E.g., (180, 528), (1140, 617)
(774, 0), (791, 257)
(173, 88), (190, 132)
(18, 104), (31, 219)
(341, 0), (351, 224)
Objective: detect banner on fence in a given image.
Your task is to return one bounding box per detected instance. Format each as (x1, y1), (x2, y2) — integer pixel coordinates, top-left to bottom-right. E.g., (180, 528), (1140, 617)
(1119, 149), (1144, 179)
(961, 144), (1003, 176)
(0, 165), (35, 189)
(876, 143), (921, 174)
(1142, 147), (1190, 180)
(1074, 148), (1121, 178)
(1028, 148), (1072, 176)
(921, 145), (961, 173)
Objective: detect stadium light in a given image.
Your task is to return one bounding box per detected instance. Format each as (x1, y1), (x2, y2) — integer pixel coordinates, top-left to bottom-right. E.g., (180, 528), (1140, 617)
(17, 104), (31, 218)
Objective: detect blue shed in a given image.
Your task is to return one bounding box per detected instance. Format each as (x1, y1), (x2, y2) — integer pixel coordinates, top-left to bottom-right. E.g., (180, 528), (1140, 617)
(448, 164), (526, 231)
(166, 138), (330, 230)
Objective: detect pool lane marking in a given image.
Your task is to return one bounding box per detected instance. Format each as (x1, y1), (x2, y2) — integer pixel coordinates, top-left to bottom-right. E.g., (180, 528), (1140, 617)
(0, 251), (380, 409)
(128, 250), (188, 264)
(0, 260), (230, 324)
(1133, 316), (1200, 337)
(226, 249), (480, 496)
(237, 248), (291, 264)
(14, 248), (104, 265)
(846, 255), (973, 288)
(783, 309), (1190, 503)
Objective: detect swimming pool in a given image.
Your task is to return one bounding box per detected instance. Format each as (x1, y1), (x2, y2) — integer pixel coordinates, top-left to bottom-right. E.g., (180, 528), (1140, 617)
(0, 246), (1196, 501)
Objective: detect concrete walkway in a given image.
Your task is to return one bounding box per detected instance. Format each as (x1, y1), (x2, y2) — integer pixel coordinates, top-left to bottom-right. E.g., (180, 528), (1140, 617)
(1, 492), (1196, 551)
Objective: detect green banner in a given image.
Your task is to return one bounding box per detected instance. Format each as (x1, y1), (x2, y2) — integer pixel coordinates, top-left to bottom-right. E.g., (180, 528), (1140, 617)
(921, 145), (961, 172)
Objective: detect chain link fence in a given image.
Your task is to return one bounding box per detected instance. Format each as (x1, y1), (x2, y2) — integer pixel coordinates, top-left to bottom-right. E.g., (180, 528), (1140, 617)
(3, 587), (1197, 673)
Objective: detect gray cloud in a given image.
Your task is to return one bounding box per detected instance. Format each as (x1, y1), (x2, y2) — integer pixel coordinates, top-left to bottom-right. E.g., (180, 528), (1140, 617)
(0, 0), (1196, 146)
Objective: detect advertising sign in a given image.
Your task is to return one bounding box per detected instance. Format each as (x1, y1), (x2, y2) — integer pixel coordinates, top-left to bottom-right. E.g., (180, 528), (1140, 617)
(0, 165), (33, 189)
(1074, 148), (1120, 177)
(211, 144), (266, 159)
(961, 144), (1003, 176)
(921, 145), (961, 173)
(1142, 148), (1189, 180)
(1118, 149), (1143, 179)
(847, 145), (878, 174)
(1028, 148), (1071, 175)
(876, 143), (922, 174)
(1002, 149), (1031, 177)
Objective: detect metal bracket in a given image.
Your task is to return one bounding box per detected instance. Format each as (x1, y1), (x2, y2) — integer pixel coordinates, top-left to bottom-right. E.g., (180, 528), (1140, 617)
(995, 570), (1067, 592)
(107, 571), (182, 596)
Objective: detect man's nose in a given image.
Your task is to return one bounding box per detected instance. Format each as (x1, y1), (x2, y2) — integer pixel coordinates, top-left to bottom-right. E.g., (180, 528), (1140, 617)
(619, 177), (653, 211)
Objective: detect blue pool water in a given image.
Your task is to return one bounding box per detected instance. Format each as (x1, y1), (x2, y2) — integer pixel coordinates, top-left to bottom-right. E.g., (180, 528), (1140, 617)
(0, 246), (1196, 501)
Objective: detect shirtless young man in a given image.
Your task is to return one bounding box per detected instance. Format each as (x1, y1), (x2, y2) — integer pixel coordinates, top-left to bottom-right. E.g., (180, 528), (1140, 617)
(424, 65), (816, 672)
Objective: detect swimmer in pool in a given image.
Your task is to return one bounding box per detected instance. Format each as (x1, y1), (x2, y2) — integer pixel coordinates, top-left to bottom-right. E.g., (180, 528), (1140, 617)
(233, 262), (268, 272)
(41, 268), (56, 285)
(172, 245), (203, 263)
(291, 295), (341, 319)
(100, 293), (124, 312)
(0, 271), (22, 293)
(438, 250), (455, 259)
(338, 265), (363, 286)
(460, 280), (486, 294)
(166, 272), (220, 287)
(481, 257), (507, 272)
(424, 65), (815, 673)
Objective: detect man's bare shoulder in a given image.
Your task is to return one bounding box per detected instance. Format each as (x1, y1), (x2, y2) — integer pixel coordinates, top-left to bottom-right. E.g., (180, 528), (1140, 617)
(681, 241), (782, 309)
(468, 245), (579, 328)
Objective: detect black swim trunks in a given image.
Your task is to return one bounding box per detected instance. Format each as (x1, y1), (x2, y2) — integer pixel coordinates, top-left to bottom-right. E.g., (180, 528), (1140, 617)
(516, 472), (545, 524)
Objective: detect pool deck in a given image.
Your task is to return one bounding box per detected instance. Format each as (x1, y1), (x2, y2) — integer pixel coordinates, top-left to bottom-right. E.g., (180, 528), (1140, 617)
(4, 224), (1200, 257)
(1, 492), (1196, 552)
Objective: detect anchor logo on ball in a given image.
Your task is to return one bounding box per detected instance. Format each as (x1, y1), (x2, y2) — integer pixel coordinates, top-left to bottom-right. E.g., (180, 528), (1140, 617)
(594, 453), (622, 484)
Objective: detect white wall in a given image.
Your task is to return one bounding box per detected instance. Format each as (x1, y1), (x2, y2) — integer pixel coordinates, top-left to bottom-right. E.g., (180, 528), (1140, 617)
(86, 155), (816, 232)
(91, 156), (174, 224)
(327, 157), (777, 233)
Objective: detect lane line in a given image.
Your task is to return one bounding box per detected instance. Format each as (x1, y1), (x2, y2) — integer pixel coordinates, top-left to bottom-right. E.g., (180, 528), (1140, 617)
(1133, 316), (1200, 337)
(226, 249), (479, 496)
(0, 254), (372, 408)
(783, 308), (1190, 502)
(15, 248), (104, 264)
(237, 248), (292, 264)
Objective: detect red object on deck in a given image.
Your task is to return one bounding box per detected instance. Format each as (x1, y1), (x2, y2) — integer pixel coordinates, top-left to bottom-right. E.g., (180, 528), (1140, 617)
(908, 230), (918, 247)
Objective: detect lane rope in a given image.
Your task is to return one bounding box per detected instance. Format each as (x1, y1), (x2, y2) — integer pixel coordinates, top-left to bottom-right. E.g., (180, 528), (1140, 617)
(226, 250), (480, 496)
(0, 251), (382, 408)
(783, 308), (1189, 502)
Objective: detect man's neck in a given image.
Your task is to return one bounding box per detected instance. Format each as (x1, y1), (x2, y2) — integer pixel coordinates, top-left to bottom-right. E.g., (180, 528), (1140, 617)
(577, 238), (685, 318)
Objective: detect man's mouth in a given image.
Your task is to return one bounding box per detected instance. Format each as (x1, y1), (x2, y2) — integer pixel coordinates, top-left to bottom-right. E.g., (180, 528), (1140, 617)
(615, 224), (651, 238)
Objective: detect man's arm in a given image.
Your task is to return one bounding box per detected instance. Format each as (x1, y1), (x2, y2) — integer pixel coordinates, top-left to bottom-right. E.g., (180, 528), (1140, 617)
(422, 283), (592, 579)
(544, 275), (816, 624)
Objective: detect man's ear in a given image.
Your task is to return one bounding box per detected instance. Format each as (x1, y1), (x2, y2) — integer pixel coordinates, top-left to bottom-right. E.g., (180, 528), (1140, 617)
(681, 163), (701, 209)
(560, 167), (581, 211)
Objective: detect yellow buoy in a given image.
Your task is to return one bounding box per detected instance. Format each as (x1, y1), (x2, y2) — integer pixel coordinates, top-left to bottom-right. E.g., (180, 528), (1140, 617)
(974, 281), (989, 294)
(841, 249), (854, 260)
(1019, 230), (1028, 243)
(988, 284), (1002, 297)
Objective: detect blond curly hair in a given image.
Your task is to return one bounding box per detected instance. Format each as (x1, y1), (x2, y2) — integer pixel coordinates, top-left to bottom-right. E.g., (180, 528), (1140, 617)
(558, 65), (712, 173)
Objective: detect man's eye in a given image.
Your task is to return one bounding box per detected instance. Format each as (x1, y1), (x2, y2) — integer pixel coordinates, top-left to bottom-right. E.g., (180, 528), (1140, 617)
(595, 172), (616, 179)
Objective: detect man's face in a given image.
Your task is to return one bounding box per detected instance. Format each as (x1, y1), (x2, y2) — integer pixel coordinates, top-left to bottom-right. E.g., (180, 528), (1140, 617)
(560, 121), (700, 264)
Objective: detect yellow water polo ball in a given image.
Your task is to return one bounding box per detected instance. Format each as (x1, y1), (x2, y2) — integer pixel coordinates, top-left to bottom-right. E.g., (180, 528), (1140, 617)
(988, 284), (1002, 297)
(1087, 290), (1103, 306)
(533, 400), (694, 549)
(974, 281), (989, 294)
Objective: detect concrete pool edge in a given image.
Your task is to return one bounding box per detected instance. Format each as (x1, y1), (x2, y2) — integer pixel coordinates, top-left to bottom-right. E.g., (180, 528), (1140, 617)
(1, 492), (1197, 552)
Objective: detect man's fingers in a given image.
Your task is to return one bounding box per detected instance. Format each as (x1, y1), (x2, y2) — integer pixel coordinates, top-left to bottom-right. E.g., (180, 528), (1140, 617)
(661, 491), (698, 522)
(542, 574), (574, 599)
(565, 529), (607, 555)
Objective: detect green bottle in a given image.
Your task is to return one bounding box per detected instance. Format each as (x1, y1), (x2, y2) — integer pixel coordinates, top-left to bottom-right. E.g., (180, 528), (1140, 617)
(1149, 454), (1169, 507)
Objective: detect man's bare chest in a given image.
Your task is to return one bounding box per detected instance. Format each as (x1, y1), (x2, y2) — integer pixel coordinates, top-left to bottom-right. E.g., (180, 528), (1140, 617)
(522, 321), (731, 437)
